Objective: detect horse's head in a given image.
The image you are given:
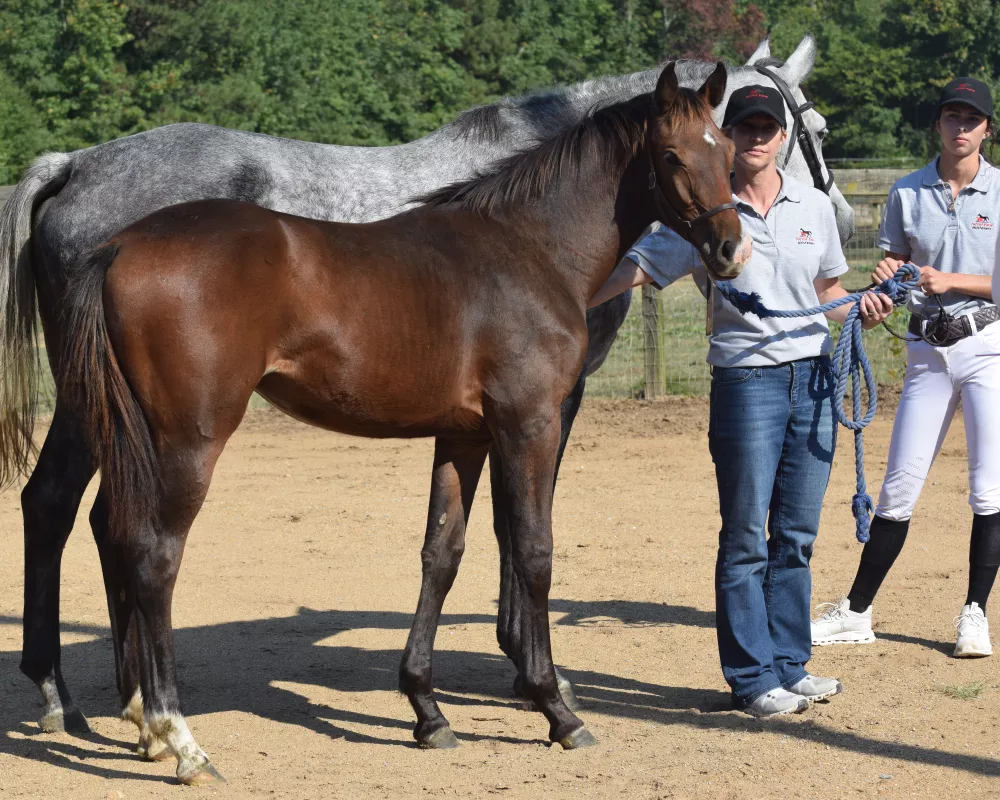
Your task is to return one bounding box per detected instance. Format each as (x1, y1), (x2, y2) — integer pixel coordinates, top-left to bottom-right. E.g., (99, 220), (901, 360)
(647, 62), (746, 281)
(740, 36), (856, 244)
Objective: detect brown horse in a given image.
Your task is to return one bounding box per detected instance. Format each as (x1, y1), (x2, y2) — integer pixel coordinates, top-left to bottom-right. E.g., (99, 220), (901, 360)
(58, 63), (741, 785)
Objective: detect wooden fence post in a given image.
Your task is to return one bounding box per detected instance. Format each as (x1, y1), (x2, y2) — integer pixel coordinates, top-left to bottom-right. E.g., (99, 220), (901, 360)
(641, 284), (660, 398)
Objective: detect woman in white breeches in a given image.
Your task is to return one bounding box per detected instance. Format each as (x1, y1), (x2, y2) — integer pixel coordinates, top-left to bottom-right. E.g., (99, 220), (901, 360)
(813, 76), (1000, 657)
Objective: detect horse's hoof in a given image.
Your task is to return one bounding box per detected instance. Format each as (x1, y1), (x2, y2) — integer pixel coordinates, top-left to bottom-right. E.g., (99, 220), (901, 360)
(556, 673), (582, 712)
(558, 726), (598, 750)
(178, 760), (226, 786)
(418, 726), (460, 749)
(39, 707), (91, 734)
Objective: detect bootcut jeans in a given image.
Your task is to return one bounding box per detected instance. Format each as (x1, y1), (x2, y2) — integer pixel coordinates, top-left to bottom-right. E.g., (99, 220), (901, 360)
(708, 355), (837, 706)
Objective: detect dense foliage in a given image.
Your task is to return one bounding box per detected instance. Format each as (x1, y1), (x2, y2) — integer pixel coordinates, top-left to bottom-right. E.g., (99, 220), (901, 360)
(0, 0), (996, 181)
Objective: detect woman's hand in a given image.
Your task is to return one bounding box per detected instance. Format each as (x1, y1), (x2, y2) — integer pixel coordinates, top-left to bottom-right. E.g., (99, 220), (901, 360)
(872, 257), (905, 285)
(858, 291), (895, 330)
(918, 266), (953, 296)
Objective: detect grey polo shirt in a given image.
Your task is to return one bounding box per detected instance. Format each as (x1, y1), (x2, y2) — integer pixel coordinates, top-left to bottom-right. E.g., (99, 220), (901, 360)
(878, 157), (999, 318)
(626, 171), (848, 368)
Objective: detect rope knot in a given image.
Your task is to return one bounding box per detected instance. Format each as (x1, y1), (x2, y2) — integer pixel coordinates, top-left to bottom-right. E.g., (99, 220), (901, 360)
(852, 493), (874, 543)
(712, 284), (772, 318)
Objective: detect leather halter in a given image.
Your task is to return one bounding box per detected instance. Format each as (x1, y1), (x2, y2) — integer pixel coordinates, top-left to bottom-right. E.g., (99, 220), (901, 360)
(646, 145), (738, 237)
(755, 65), (835, 195)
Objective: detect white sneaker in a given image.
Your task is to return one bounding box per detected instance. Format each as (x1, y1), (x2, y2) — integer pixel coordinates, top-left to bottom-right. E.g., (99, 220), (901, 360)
(787, 674), (843, 703)
(954, 602), (992, 657)
(743, 688), (809, 718)
(811, 596), (876, 646)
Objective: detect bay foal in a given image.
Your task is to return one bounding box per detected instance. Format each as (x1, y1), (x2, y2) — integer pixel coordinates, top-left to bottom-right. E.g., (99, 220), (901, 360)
(60, 63), (741, 785)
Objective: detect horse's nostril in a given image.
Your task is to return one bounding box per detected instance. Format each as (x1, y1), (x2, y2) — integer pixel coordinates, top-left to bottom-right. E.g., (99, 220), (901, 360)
(720, 239), (736, 263)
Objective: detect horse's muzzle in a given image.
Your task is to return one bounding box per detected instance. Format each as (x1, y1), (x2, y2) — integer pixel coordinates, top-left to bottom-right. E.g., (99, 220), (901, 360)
(703, 233), (749, 281)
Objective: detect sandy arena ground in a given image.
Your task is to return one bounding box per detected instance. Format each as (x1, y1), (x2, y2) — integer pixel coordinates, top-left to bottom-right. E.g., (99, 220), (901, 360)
(2, 397), (999, 799)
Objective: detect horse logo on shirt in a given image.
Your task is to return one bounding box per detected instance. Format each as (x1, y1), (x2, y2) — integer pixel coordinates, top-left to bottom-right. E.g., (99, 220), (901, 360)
(973, 214), (993, 230)
(796, 228), (815, 244)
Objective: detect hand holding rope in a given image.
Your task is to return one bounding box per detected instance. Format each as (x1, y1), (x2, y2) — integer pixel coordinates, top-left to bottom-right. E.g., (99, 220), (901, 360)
(711, 263), (921, 543)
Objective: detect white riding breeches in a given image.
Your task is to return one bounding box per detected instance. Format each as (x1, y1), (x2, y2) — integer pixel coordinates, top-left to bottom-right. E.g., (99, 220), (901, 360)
(876, 320), (1000, 521)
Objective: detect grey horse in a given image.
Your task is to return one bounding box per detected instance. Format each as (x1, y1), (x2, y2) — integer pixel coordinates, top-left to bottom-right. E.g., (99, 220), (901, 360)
(2, 35), (853, 746)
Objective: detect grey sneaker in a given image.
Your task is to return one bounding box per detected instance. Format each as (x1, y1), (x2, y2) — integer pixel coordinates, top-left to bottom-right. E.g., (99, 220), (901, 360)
(811, 596), (876, 646)
(787, 674), (843, 703)
(744, 688), (809, 718)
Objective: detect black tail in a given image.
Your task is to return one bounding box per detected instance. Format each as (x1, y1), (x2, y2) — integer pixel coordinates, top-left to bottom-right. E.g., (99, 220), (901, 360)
(59, 244), (157, 538)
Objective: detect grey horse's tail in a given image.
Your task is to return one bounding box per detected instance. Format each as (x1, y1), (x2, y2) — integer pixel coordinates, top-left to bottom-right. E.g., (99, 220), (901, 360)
(0, 151), (73, 486)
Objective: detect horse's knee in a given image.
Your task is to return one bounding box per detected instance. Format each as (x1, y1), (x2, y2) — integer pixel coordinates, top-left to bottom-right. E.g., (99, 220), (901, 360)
(514, 545), (553, 594)
(399, 651), (431, 696)
(420, 516), (466, 577)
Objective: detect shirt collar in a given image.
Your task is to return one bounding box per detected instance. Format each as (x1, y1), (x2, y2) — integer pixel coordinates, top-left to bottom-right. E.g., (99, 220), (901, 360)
(732, 168), (800, 212)
(775, 168), (801, 202)
(922, 155), (992, 194)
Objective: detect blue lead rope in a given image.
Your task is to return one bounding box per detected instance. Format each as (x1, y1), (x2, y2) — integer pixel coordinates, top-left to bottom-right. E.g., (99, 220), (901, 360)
(711, 263), (922, 543)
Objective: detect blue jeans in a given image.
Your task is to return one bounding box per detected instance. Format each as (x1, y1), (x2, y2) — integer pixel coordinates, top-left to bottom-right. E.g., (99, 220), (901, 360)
(708, 356), (837, 706)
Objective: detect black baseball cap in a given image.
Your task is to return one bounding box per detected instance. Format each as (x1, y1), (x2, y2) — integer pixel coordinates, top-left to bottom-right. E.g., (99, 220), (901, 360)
(723, 84), (787, 129)
(938, 77), (993, 119)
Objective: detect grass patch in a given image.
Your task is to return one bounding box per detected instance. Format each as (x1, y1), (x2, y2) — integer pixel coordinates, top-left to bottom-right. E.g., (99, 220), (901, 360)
(936, 681), (987, 700)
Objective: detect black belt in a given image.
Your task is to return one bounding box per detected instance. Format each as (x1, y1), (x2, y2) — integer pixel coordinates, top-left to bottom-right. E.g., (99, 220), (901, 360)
(907, 305), (1000, 346)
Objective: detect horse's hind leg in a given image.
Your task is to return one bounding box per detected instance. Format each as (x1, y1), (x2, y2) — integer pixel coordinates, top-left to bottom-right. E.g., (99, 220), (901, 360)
(20, 404), (96, 734)
(492, 411), (594, 749)
(89, 489), (170, 761)
(400, 437), (489, 748)
(495, 371), (586, 711)
(127, 442), (227, 786)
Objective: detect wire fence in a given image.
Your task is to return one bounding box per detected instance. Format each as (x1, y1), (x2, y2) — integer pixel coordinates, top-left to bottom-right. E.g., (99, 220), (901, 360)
(585, 191), (911, 398)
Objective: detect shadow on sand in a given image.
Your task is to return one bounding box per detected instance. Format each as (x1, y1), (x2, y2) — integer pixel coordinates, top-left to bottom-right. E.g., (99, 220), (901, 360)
(1, 604), (995, 782)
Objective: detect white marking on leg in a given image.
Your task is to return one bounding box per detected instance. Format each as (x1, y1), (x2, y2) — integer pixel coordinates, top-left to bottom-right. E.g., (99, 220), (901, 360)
(37, 676), (66, 729)
(122, 687), (144, 727)
(38, 677), (64, 714)
(148, 712), (210, 779)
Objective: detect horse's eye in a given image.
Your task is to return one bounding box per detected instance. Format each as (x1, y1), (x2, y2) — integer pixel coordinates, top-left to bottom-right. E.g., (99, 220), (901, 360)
(818, 128), (829, 141)
(662, 151), (681, 166)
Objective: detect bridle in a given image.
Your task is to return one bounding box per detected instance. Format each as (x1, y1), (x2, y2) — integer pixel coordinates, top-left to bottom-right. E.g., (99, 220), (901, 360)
(755, 65), (835, 194)
(644, 66), (834, 236)
(645, 145), (737, 239)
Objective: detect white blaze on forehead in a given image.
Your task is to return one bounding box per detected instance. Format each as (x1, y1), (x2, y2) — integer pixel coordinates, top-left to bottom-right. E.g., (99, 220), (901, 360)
(703, 127), (719, 147)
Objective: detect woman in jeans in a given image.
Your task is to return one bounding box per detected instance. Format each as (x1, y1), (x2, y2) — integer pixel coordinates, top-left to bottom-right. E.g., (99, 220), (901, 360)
(813, 78), (1000, 657)
(591, 85), (893, 716)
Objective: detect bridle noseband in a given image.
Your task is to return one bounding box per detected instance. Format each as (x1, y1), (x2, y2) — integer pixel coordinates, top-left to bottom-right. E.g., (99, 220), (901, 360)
(645, 146), (737, 238)
(755, 65), (835, 194)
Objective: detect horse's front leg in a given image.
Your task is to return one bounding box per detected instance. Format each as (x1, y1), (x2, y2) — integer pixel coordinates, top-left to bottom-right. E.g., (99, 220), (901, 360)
(493, 411), (595, 748)
(494, 292), (630, 709)
(494, 372), (585, 711)
(399, 437), (489, 747)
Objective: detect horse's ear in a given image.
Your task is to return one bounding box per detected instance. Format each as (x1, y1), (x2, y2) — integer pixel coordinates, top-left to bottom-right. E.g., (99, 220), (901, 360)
(698, 62), (727, 109)
(779, 35), (816, 87)
(654, 62), (680, 112)
(745, 37), (771, 66)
